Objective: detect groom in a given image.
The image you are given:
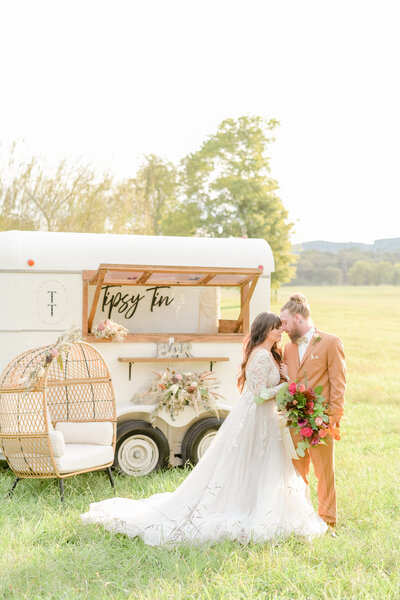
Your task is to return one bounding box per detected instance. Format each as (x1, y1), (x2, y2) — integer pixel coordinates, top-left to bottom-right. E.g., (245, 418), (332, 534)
(280, 293), (346, 531)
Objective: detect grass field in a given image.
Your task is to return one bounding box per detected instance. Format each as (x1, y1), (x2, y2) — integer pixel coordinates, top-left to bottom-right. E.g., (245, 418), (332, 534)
(1, 286), (399, 599)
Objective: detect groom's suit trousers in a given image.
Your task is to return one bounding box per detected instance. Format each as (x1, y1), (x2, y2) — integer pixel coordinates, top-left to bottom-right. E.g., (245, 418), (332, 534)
(283, 330), (346, 525)
(290, 429), (336, 524)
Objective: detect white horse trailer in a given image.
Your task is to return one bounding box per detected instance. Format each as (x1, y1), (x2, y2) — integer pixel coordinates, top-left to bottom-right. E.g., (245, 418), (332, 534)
(0, 231), (274, 475)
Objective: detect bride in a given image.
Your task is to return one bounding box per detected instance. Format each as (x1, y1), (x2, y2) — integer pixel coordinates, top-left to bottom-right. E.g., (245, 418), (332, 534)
(81, 312), (327, 545)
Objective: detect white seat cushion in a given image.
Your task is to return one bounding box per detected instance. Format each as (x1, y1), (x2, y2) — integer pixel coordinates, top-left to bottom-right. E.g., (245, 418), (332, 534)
(46, 407), (55, 433)
(7, 432), (65, 458)
(49, 431), (65, 457)
(55, 422), (113, 446)
(56, 444), (114, 474)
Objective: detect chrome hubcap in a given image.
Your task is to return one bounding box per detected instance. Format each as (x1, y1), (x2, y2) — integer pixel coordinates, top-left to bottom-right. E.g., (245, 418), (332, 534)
(118, 435), (160, 476)
(197, 431), (217, 460)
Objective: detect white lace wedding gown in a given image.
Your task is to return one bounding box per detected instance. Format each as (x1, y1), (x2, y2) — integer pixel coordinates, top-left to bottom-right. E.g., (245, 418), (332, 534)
(81, 350), (327, 545)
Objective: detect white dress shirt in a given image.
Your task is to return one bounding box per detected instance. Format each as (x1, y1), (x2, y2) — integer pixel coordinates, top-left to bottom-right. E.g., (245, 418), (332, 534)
(298, 325), (315, 363)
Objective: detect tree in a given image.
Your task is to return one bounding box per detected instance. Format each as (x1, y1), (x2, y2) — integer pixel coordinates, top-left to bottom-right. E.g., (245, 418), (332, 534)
(370, 261), (394, 285)
(289, 246), (400, 286)
(321, 266), (343, 285)
(111, 155), (178, 235)
(0, 145), (113, 233)
(0, 142), (36, 230)
(172, 116), (295, 287)
(393, 263), (400, 285)
(290, 250), (340, 285)
(348, 260), (373, 285)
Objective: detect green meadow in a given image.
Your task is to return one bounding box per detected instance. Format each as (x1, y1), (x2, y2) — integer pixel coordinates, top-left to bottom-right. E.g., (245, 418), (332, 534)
(1, 287), (399, 599)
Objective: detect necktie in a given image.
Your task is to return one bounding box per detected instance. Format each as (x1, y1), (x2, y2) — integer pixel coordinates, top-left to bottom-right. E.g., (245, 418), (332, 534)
(296, 336), (308, 345)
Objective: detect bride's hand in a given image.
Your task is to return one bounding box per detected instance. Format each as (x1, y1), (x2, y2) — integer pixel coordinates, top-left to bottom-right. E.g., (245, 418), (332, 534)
(279, 363), (289, 381)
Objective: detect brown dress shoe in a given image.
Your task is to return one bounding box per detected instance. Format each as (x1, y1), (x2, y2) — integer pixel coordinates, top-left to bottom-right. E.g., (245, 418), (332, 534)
(326, 523), (337, 538)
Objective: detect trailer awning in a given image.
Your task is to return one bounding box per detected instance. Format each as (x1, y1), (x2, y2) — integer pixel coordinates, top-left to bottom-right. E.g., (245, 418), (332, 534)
(88, 264), (263, 287)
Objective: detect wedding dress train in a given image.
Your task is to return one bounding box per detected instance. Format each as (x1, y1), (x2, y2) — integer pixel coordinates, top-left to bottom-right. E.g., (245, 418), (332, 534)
(81, 350), (327, 545)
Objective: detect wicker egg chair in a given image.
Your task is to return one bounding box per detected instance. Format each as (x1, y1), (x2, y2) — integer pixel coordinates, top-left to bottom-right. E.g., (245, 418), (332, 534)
(0, 341), (116, 501)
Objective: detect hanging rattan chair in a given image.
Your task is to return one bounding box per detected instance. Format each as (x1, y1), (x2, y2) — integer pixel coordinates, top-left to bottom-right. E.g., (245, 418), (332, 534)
(0, 341), (116, 500)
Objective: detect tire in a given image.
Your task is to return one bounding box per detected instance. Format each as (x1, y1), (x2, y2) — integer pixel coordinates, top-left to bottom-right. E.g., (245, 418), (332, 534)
(181, 417), (225, 466)
(114, 420), (170, 477)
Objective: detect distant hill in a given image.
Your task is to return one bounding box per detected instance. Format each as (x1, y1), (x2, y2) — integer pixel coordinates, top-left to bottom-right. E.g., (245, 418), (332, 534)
(288, 236), (400, 285)
(293, 238), (400, 253)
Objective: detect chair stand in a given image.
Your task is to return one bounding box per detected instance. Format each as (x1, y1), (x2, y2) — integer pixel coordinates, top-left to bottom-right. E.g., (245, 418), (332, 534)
(59, 478), (64, 502)
(106, 467), (115, 491)
(5, 470), (114, 503)
(6, 477), (20, 499)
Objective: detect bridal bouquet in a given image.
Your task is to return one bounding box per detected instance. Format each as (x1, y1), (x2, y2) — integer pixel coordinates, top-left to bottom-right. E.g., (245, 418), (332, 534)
(134, 369), (223, 425)
(274, 382), (341, 457)
(91, 319), (129, 343)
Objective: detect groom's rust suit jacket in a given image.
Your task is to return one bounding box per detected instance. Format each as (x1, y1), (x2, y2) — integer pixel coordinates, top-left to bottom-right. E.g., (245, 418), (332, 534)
(283, 329), (346, 424)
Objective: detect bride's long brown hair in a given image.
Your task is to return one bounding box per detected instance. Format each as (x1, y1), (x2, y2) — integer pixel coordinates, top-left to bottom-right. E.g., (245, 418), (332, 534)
(237, 312), (283, 393)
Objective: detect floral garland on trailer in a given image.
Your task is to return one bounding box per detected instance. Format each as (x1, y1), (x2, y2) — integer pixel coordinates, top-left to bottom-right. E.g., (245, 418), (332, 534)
(91, 319), (129, 343)
(134, 369), (224, 425)
(20, 326), (82, 390)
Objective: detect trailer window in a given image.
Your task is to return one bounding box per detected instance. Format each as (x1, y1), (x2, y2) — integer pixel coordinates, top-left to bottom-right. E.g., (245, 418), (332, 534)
(82, 264), (262, 342)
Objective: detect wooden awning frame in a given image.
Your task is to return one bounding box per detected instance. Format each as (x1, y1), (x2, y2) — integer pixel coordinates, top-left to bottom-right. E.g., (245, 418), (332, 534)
(83, 263), (263, 340)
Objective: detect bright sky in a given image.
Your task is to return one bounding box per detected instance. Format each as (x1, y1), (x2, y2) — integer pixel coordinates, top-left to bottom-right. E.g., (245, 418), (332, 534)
(1, 0), (399, 245)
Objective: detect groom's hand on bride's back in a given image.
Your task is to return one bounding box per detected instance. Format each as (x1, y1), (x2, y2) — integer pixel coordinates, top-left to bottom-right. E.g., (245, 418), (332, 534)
(279, 363), (289, 382)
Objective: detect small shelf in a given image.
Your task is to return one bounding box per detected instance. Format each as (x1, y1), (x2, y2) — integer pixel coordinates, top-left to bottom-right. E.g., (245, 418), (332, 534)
(118, 356), (230, 380)
(118, 357), (230, 363)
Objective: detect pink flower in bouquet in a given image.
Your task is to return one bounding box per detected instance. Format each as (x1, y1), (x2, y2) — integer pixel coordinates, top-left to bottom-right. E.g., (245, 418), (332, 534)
(319, 429), (328, 438)
(298, 383), (306, 393)
(297, 418), (309, 427)
(288, 382), (297, 395)
(97, 322), (105, 331)
(175, 374), (183, 380)
(315, 416), (323, 426)
(50, 348), (59, 358)
(300, 426), (314, 438)
(310, 436), (320, 446)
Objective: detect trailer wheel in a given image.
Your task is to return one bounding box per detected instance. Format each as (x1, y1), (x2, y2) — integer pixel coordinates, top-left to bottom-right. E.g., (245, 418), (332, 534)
(181, 417), (225, 466)
(114, 420), (170, 476)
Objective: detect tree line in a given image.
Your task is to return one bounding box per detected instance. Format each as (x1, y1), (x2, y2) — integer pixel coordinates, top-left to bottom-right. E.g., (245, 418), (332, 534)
(289, 248), (400, 285)
(0, 116), (295, 288)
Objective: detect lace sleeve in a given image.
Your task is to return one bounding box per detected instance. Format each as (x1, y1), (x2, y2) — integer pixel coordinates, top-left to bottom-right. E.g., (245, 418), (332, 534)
(258, 381), (287, 402)
(250, 351), (286, 402)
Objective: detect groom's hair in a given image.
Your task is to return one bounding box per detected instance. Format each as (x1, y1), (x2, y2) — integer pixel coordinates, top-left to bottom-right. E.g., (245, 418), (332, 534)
(281, 293), (311, 318)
